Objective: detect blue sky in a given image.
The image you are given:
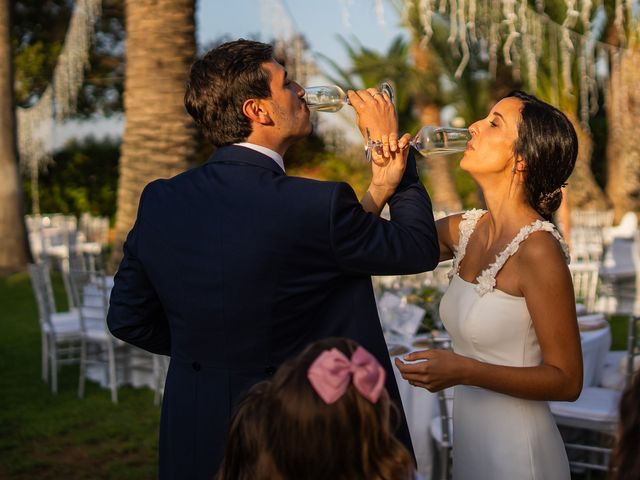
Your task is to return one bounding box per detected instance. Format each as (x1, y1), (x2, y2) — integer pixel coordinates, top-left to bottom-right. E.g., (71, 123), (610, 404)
(196, 0), (407, 70)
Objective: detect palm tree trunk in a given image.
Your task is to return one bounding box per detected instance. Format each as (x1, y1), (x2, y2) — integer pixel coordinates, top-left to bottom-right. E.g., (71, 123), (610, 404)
(606, 47), (640, 222)
(0, 0), (31, 273)
(565, 112), (609, 210)
(110, 0), (197, 269)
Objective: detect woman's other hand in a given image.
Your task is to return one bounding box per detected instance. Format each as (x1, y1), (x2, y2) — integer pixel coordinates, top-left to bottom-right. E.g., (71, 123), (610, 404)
(395, 349), (474, 392)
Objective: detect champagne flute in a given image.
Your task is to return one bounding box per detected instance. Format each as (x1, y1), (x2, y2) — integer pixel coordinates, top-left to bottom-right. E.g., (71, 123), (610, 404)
(303, 82), (395, 112)
(366, 126), (471, 162)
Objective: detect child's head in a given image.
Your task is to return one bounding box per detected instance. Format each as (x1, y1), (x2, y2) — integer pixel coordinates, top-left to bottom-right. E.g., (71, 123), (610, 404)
(217, 337), (414, 480)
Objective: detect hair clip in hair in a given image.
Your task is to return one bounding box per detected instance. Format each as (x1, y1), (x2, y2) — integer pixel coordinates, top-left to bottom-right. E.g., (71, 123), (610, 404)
(539, 182), (568, 201)
(307, 346), (386, 404)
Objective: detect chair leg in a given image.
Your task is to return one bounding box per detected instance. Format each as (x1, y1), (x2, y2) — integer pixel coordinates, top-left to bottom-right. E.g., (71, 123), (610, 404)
(50, 342), (58, 394)
(108, 343), (118, 404)
(438, 446), (451, 480)
(78, 339), (87, 398)
(153, 355), (161, 406)
(42, 333), (49, 383)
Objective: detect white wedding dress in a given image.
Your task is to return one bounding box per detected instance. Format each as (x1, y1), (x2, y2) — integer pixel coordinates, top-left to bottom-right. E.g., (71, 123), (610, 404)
(439, 209), (571, 480)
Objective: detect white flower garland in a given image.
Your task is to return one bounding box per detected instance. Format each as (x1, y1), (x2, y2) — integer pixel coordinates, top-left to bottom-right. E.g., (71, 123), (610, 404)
(448, 210), (570, 296)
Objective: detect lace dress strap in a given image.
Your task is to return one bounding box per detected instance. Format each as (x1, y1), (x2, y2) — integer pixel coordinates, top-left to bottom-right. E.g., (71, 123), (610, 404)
(448, 209), (487, 280)
(474, 220), (571, 296)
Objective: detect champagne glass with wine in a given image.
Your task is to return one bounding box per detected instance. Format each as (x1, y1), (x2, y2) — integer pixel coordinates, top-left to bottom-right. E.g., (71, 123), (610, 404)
(366, 126), (471, 162)
(303, 82), (395, 112)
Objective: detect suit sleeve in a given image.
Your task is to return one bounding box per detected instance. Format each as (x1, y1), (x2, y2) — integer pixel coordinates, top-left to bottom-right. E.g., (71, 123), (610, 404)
(329, 148), (439, 275)
(107, 183), (171, 355)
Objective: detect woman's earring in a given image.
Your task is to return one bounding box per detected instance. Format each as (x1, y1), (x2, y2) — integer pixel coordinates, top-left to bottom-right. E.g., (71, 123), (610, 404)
(511, 164), (516, 174)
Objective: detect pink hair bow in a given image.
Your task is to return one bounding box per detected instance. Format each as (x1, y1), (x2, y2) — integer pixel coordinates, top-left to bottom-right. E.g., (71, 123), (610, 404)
(307, 346), (386, 404)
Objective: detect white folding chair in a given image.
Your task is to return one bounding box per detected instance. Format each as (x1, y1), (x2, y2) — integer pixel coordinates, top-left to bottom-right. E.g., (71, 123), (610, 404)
(27, 263), (83, 393)
(550, 386), (620, 475)
(622, 315), (640, 387)
(599, 316), (640, 392)
(570, 261), (601, 313)
(69, 269), (123, 403)
(153, 355), (170, 406)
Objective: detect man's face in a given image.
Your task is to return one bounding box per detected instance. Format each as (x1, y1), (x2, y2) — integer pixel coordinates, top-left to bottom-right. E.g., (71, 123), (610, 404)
(261, 60), (312, 143)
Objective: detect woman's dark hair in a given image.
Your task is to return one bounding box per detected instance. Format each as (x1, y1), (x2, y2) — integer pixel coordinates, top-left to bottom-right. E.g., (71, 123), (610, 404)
(184, 39), (273, 147)
(505, 90), (578, 221)
(611, 371), (640, 480)
(216, 337), (414, 480)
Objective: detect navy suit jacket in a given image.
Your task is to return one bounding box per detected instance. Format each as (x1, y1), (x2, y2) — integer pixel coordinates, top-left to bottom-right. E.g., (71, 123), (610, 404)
(107, 145), (439, 480)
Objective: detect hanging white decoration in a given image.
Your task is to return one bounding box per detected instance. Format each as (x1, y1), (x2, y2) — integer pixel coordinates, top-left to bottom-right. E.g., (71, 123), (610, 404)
(15, 0), (101, 214)
(454, 0), (470, 78)
(403, 0), (633, 127)
(419, 0), (435, 46)
(374, 0), (386, 26)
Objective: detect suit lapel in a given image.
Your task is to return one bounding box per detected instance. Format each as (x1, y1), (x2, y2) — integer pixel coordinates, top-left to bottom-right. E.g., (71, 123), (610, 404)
(208, 145), (286, 176)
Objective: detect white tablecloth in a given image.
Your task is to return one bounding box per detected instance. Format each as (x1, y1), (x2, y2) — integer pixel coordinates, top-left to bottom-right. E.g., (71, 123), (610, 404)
(580, 325), (612, 388)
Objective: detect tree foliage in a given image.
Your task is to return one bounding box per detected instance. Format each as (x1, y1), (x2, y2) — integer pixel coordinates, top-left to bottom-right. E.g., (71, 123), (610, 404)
(23, 136), (120, 220)
(12, 0), (125, 116)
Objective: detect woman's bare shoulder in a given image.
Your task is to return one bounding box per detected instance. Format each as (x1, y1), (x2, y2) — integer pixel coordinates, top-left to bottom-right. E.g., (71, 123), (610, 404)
(516, 229), (569, 274)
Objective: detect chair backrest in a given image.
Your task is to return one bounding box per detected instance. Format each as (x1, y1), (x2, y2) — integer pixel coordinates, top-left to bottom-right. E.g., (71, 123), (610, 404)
(571, 210), (615, 229)
(571, 227), (605, 262)
(626, 316), (640, 387)
(569, 262), (600, 313)
(27, 263), (56, 328)
(80, 213), (110, 245)
(68, 269), (110, 333)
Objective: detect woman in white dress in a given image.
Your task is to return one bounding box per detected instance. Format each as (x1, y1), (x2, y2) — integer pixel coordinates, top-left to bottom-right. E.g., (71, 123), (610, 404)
(395, 91), (583, 480)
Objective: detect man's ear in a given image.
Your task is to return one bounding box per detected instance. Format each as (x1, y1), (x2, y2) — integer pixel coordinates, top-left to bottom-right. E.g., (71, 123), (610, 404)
(242, 98), (272, 125)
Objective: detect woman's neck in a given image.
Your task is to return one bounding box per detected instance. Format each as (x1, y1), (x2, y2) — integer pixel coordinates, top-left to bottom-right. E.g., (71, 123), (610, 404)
(479, 180), (541, 243)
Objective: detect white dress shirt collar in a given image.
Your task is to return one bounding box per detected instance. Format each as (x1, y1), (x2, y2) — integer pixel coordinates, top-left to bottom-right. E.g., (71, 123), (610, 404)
(234, 142), (285, 173)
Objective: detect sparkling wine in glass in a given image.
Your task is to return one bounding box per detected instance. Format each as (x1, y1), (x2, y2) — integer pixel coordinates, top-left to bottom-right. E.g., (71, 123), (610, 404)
(303, 85), (349, 112)
(411, 126), (471, 156)
(303, 82), (395, 113)
(366, 125), (471, 161)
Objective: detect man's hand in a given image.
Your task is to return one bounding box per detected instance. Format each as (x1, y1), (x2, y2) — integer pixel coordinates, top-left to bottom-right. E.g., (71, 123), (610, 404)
(348, 88), (398, 158)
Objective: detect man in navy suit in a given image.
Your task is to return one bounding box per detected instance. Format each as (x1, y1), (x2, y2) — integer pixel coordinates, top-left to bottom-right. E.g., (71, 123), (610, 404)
(107, 39), (439, 480)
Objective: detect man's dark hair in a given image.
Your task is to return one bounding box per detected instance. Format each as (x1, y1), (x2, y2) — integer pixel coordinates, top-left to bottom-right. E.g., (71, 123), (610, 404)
(185, 39), (273, 147)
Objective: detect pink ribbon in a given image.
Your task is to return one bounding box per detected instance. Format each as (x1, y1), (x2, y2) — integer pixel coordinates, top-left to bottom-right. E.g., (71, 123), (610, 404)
(307, 346), (386, 404)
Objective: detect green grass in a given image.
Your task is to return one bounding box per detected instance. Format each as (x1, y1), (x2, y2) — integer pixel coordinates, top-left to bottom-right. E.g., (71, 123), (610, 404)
(608, 314), (629, 351)
(0, 272), (160, 479)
